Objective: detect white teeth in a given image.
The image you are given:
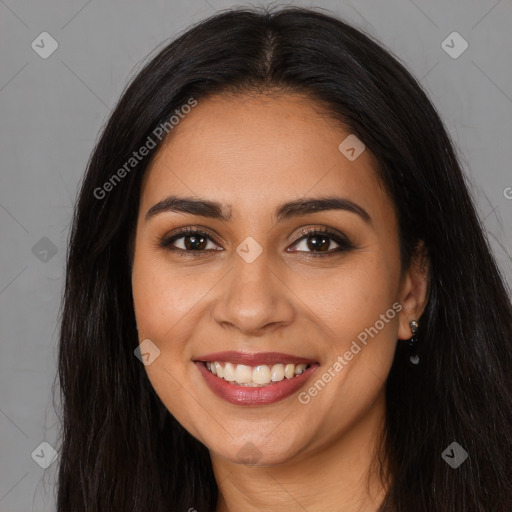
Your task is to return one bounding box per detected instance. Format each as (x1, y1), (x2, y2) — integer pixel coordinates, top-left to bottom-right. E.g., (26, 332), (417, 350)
(223, 362), (236, 381)
(234, 364), (252, 384)
(252, 365), (271, 385)
(214, 361), (224, 378)
(284, 364), (295, 379)
(295, 364), (307, 375)
(204, 361), (310, 386)
(271, 364), (284, 381)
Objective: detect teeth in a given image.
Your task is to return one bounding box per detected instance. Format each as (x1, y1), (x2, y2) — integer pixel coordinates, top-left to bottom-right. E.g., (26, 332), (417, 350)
(223, 362), (236, 381)
(204, 361), (310, 386)
(214, 361), (224, 378)
(271, 363), (284, 381)
(295, 364), (307, 375)
(234, 364), (252, 384)
(253, 365), (271, 384)
(284, 363), (295, 379)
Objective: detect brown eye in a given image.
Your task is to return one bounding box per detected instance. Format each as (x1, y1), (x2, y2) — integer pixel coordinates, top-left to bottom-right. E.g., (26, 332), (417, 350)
(160, 228), (222, 254)
(180, 233), (209, 251)
(287, 227), (354, 256)
(294, 234), (338, 252)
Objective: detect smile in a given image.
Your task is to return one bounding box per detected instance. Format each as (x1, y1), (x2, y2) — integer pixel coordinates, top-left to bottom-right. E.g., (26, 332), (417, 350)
(205, 361), (309, 386)
(194, 351), (319, 406)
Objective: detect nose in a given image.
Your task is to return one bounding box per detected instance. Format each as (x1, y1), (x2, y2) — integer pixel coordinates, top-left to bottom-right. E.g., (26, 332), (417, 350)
(212, 249), (295, 336)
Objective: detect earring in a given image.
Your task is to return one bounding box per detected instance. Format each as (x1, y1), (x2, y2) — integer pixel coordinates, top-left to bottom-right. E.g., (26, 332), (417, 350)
(408, 320), (420, 366)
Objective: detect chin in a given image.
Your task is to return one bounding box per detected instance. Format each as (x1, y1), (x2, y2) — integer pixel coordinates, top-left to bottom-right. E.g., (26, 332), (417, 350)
(206, 432), (307, 467)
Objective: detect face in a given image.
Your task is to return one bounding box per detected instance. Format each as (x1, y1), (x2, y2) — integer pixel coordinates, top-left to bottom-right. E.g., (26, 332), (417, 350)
(131, 92), (421, 466)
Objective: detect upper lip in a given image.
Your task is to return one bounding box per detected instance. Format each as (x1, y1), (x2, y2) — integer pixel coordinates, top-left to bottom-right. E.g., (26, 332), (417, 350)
(195, 351), (316, 366)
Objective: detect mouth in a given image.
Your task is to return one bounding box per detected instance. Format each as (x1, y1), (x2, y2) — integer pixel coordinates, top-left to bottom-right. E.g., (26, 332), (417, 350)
(194, 351), (319, 406)
(203, 360), (311, 386)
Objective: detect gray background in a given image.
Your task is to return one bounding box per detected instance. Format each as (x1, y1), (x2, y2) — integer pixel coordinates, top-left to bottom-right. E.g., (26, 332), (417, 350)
(1, 0), (511, 510)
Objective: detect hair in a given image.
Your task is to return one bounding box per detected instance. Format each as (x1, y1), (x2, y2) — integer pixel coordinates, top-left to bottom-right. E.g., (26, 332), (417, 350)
(56, 5), (512, 511)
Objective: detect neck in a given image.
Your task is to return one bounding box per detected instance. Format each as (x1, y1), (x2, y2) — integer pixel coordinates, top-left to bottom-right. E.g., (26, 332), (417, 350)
(212, 389), (390, 512)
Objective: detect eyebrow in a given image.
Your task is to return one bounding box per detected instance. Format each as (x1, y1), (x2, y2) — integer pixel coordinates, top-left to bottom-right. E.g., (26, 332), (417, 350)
(145, 195), (371, 224)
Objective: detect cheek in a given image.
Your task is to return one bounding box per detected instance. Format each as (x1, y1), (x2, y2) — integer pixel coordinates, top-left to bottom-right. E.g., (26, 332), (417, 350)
(301, 251), (400, 410)
(296, 251), (399, 341)
(131, 248), (205, 343)
(298, 257), (399, 434)
(131, 248), (208, 435)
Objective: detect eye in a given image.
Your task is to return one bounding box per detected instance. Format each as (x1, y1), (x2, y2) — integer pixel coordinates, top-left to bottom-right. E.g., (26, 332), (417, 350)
(159, 227), (222, 256)
(159, 226), (354, 257)
(287, 227), (354, 256)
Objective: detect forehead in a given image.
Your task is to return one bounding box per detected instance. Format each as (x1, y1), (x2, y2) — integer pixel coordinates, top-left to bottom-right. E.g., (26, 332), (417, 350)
(141, 93), (388, 221)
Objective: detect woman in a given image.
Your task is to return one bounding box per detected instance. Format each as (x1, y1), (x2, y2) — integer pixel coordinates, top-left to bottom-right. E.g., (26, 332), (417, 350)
(57, 6), (512, 511)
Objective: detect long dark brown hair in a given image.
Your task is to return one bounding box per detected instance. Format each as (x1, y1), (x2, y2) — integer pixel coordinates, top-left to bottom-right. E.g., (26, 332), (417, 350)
(56, 6), (512, 511)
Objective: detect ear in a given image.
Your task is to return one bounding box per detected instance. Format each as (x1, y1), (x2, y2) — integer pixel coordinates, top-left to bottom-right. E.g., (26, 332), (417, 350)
(397, 241), (429, 340)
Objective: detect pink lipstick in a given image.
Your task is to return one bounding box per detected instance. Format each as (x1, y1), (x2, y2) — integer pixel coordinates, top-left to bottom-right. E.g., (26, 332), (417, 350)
(194, 351), (319, 406)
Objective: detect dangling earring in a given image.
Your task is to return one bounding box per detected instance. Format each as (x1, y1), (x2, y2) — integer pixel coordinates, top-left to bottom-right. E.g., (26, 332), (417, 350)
(408, 320), (419, 366)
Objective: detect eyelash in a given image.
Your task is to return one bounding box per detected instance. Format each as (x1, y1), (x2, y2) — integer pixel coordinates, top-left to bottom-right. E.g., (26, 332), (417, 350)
(159, 226), (354, 258)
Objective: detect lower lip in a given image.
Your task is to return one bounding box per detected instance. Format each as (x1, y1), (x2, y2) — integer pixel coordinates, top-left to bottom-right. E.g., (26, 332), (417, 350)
(195, 362), (319, 406)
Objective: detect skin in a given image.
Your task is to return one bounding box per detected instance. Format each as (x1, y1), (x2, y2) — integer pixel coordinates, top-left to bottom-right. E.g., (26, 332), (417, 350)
(131, 92), (429, 511)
